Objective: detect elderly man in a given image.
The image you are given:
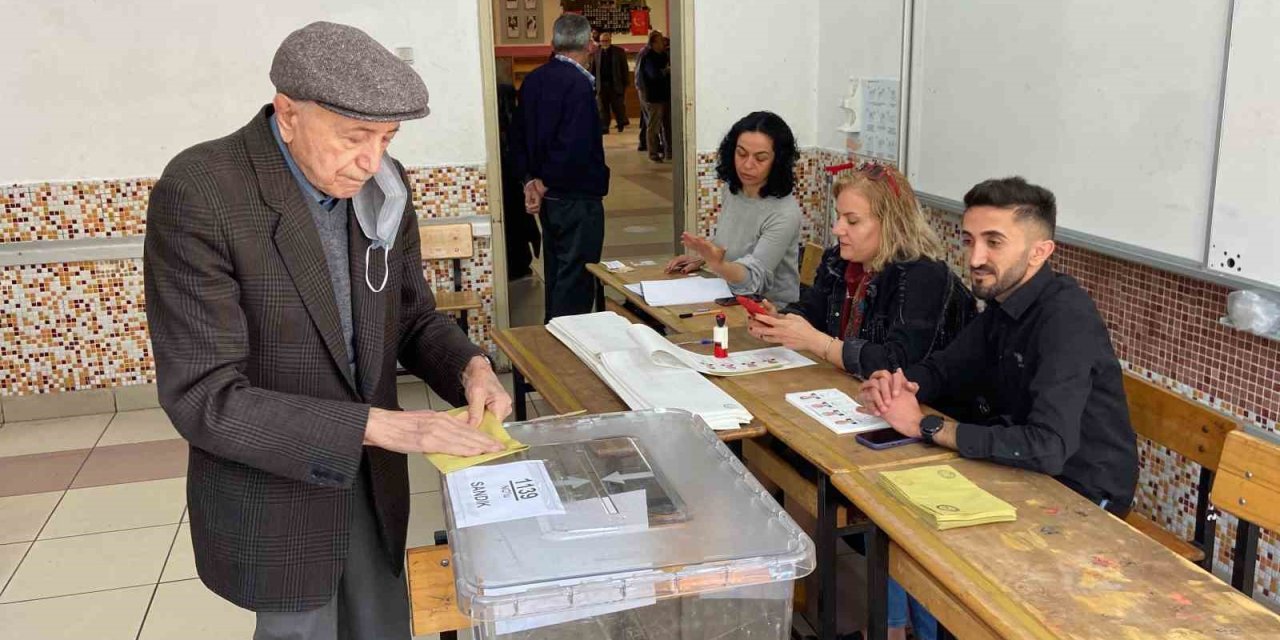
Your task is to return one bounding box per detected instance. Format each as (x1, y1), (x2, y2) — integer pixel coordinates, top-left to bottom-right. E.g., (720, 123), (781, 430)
(144, 21), (510, 639)
(512, 13), (610, 320)
(593, 31), (630, 134)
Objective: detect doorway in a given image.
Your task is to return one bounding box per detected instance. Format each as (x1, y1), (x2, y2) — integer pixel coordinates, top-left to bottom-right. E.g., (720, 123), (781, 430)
(479, 0), (690, 328)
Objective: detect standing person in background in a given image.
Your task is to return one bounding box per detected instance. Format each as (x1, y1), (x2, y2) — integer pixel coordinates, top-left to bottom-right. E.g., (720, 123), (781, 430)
(592, 31), (630, 134)
(510, 13), (610, 321)
(633, 31), (656, 152)
(496, 58), (538, 280)
(638, 31), (671, 162)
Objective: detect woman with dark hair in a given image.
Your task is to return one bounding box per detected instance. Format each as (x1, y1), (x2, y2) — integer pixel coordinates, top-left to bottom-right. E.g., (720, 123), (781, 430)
(665, 111), (803, 304)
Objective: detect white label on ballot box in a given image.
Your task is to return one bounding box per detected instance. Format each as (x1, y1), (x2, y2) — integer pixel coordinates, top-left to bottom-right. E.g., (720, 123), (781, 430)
(447, 460), (565, 529)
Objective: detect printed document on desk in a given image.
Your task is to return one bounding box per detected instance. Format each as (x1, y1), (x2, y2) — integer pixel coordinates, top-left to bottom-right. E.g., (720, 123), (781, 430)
(629, 324), (813, 376)
(639, 277), (732, 306)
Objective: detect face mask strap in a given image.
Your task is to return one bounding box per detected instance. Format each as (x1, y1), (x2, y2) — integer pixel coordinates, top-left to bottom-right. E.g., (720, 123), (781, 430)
(365, 243), (390, 293)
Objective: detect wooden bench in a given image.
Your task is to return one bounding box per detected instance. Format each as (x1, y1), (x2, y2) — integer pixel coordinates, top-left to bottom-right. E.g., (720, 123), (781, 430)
(1122, 373), (1237, 568)
(407, 531), (468, 639)
(1210, 427), (1280, 597)
(799, 241), (824, 288)
(419, 223), (483, 332)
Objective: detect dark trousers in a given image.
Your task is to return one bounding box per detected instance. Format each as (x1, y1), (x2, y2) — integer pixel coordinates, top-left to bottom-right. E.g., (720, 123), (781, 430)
(541, 196), (604, 322)
(637, 100), (649, 149)
(598, 90), (628, 130)
(254, 466), (410, 640)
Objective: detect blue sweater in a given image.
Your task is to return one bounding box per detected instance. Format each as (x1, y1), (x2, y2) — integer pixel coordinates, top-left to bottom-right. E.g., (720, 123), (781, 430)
(511, 57), (610, 199)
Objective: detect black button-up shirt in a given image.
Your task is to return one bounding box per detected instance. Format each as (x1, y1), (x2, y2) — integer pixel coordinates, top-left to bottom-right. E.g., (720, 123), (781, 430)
(906, 266), (1139, 508)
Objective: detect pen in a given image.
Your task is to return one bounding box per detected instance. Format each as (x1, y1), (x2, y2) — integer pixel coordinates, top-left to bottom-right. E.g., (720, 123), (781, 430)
(674, 339), (714, 346)
(678, 309), (718, 319)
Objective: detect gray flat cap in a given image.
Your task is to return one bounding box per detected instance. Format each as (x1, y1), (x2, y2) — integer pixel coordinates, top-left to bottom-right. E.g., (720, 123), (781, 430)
(270, 21), (429, 122)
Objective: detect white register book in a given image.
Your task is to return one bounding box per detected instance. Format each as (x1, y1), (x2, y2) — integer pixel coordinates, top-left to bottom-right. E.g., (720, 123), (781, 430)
(546, 312), (814, 430)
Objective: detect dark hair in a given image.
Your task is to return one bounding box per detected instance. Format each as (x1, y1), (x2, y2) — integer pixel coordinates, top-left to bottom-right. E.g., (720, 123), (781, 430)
(962, 176), (1057, 236)
(715, 111), (798, 198)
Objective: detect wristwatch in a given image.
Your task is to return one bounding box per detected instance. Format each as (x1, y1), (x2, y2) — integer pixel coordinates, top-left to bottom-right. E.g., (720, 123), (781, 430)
(919, 415), (945, 445)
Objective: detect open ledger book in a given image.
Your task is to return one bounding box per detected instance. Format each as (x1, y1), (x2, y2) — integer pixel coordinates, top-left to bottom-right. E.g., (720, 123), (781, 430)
(546, 312), (813, 430)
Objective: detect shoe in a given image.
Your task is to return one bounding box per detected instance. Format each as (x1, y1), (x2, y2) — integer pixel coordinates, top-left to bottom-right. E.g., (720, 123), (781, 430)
(649, 155), (663, 162)
(638, 144), (648, 152)
(617, 124), (626, 132)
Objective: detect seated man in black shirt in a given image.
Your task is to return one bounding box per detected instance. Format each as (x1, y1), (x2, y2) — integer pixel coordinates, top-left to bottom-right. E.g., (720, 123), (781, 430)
(860, 176), (1139, 515)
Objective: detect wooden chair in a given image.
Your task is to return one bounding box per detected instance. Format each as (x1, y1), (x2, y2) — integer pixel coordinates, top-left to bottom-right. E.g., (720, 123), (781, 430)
(407, 531), (469, 639)
(1209, 428), (1280, 597)
(419, 223), (483, 332)
(1122, 373), (1237, 568)
(799, 242), (825, 288)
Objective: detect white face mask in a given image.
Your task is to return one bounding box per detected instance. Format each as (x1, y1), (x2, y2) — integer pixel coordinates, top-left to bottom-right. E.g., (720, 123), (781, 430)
(351, 154), (407, 293)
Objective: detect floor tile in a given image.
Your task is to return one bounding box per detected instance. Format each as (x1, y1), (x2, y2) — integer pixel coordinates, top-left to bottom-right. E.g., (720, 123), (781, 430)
(0, 414), (111, 457)
(0, 492), (62, 544)
(41, 478), (185, 539)
(398, 381), (431, 411)
(139, 579), (255, 640)
(71, 439), (188, 489)
(1, 524), (174, 602)
(407, 492), (446, 549)
(160, 523), (196, 583)
(426, 387), (452, 411)
(0, 585), (152, 640)
(532, 398), (555, 418)
(0, 388), (115, 423)
(97, 408), (181, 447)
(0, 449), (90, 498)
(408, 451), (443, 495)
(113, 382), (160, 412)
(0, 542), (29, 590)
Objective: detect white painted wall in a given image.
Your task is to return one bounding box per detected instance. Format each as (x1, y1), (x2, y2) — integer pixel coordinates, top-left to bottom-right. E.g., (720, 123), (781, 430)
(816, 0), (903, 151)
(693, 0), (820, 151)
(0, 0), (488, 183)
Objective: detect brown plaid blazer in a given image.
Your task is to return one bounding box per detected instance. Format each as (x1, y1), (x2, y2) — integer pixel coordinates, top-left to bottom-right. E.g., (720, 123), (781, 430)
(143, 105), (483, 612)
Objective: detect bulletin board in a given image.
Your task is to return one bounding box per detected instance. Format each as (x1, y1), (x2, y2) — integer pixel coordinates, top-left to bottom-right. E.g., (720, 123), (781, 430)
(563, 0), (650, 33)
(499, 0), (544, 45)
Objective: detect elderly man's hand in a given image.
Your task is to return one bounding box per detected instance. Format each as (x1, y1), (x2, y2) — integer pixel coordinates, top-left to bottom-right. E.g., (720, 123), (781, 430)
(462, 356), (514, 428)
(524, 179), (547, 215)
(362, 408), (503, 456)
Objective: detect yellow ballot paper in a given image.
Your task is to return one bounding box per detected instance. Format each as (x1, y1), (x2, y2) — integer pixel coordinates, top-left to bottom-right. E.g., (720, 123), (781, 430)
(877, 465), (1017, 530)
(423, 409), (528, 475)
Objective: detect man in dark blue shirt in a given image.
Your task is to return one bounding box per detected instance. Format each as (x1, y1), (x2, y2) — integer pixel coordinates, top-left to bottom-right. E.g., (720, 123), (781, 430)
(511, 13), (610, 321)
(861, 177), (1139, 513)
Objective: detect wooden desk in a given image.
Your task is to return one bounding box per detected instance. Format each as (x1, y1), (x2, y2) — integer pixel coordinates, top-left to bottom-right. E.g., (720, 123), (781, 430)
(586, 256), (750, 334)
(834, 459), (1280, 640)
(491, 325), (766, 443)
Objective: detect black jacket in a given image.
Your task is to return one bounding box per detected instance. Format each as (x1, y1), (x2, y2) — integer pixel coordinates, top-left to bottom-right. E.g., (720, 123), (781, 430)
(511, 58), (609, 199)
(639, 50), (671, 103)
(793, 247), (976, 378)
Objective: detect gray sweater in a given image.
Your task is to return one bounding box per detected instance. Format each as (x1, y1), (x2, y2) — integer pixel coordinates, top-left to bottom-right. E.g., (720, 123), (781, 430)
(712, 187), (802, 304)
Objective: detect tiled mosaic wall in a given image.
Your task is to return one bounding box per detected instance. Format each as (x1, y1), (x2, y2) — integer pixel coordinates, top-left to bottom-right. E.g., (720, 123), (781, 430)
(696, 148), (1279, 604)
(0, 163), (498, 397)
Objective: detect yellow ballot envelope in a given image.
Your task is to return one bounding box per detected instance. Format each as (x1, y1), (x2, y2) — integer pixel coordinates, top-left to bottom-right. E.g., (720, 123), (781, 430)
(423, 409), (529, 475)
(877, 464), (1018, 530)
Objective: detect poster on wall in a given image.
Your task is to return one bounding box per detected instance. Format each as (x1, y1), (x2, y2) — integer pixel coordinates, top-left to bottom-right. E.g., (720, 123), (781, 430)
(500, 0), (543, 44)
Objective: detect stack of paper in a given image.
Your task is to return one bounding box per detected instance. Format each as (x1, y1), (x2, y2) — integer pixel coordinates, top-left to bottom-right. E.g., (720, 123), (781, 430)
(877, 465), (1018, 530)
(637, 277), (732, 306)
(547, 312), (811, 430)
(785, 389), (888, 435)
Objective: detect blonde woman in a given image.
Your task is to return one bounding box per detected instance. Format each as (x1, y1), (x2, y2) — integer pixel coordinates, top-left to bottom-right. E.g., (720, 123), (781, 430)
(750, 163), (975, 379)
(749, 163), (975, 640)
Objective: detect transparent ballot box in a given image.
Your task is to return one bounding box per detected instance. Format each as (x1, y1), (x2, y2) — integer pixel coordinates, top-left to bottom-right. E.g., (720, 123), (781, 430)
(443, 409), (815, 639)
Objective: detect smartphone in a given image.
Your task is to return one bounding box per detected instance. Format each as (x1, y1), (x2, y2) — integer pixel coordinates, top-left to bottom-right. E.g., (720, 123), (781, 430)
(855, 427), (920, 450)
(735, 295), (769, 316)
(713, 296), (740, 307)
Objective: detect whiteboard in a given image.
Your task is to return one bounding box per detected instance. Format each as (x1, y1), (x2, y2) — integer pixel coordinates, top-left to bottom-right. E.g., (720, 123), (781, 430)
(905, 1), (1231, 262)
(1209, 0), (1280, 286)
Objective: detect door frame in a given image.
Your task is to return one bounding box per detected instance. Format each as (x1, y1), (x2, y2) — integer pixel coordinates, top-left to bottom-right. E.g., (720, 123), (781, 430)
(474, 0), (697, 333)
